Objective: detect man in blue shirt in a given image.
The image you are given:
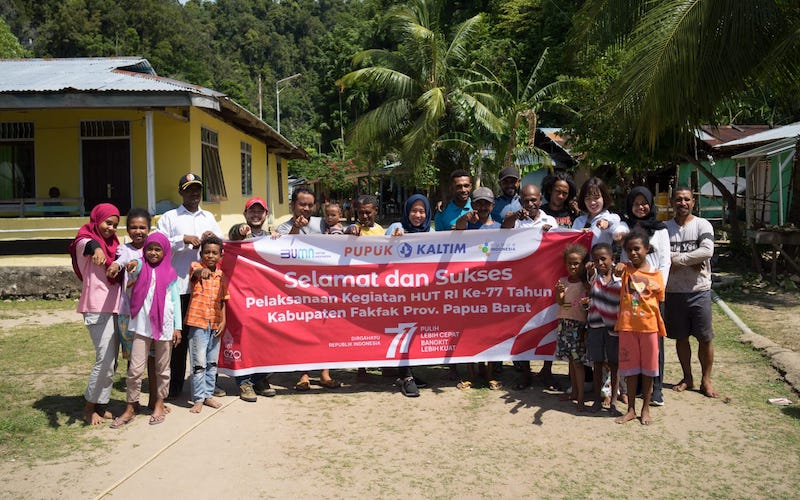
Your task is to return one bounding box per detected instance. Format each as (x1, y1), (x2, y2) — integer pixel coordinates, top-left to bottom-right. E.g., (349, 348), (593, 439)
(434, 169), (472, 231)
(491, 166), (521, 223)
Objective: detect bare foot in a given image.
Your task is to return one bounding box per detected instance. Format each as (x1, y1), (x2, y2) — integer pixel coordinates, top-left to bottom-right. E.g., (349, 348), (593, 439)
(576, 401), (587, 412)
(590, 400), (603, 413)
(615, 410), (637, 424)
(641, 409), (653, 425)
(700, 381), (719, 398)
(190, 402), (203, 413)
(83, 403), (104, 425)
(673, 379), (694, 392)
(619, 393), (629, 405)
(204, 397), (222, 408)
(559, 392), (577, 401)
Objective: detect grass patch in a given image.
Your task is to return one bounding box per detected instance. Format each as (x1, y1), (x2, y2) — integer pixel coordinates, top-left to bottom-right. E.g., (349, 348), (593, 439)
(712, 303), (800, 427)
(0, 300), (123, 461)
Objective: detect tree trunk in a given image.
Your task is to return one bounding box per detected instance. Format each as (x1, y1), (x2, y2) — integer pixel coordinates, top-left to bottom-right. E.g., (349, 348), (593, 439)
(684, 155), (742, 242)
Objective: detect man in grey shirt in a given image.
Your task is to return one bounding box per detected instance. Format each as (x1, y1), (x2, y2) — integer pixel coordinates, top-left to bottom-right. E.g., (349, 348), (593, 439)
(664, 186), (718, 398)
(276, 187), (324, 235)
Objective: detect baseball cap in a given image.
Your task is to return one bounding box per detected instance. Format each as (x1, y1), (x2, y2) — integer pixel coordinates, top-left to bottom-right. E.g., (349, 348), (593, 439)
(471, 187), (495, 203)
(179, 173), (202, 190)
(245, 196), (268, 212)
(499, 166), (520, 181)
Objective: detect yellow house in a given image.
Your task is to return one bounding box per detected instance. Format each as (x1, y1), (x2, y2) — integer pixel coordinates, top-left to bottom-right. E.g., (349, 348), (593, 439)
(0, 57), (308, 247)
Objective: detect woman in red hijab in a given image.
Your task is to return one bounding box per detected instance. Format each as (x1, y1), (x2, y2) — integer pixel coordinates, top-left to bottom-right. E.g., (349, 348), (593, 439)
(70, 203), (123, 425)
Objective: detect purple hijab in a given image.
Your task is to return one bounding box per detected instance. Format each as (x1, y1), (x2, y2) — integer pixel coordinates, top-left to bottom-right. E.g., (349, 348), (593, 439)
(129, 232), (177, 340)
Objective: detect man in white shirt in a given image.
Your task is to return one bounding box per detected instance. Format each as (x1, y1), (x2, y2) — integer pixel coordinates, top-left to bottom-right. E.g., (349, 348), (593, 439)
(500, 183), (556, 389)
(501, 184), (557, 230)
(156, 173), (223, 399)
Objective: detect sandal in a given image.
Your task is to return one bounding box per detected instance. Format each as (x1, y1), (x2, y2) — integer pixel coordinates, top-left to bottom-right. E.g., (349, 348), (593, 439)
(109, 416), (134, 429)
(456, 380), (472, 390)
(149, 413), (166, 425)
(488, 380), (502, 391)
(318, 379), (343, 389)
(294, 380), (311, 391)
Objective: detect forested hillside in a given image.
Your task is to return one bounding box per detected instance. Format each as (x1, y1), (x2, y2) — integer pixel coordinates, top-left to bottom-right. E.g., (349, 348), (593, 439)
(2, 0), (799, 194)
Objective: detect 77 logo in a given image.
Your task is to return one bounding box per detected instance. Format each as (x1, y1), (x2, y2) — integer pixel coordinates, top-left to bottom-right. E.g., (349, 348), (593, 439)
(384, 323), (418, 358)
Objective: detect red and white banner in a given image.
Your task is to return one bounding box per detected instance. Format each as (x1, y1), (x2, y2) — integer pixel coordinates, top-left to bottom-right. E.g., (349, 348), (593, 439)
(218, 229), (591, 376)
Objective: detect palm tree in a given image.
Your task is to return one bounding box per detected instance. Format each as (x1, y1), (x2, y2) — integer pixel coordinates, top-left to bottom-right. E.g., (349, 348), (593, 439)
(336, 0), (501, 185)
(573, 0), (800, 238)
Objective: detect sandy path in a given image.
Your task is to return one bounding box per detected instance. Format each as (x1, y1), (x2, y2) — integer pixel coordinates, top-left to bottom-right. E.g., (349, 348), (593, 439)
(4, 360), (798, 499)
(3, 303), (800, 498)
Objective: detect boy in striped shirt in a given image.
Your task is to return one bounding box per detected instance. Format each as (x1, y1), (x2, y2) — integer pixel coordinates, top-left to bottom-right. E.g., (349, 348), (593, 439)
(585, 243), (622, 415)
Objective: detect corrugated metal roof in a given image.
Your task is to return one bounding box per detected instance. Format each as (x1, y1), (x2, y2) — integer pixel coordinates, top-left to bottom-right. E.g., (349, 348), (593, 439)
(694, 125), (770, 147)
(731, 136), (798, 159)
(715, 122), (800, 149)
(0, 57), (220, 96)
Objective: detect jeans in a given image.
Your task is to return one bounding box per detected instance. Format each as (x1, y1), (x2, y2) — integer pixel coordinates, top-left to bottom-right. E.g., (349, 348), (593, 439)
(188, 325), (220, 403)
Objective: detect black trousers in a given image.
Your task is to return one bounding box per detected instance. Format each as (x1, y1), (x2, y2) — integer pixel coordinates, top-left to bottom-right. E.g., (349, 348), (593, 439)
(168, 293), (191, 398)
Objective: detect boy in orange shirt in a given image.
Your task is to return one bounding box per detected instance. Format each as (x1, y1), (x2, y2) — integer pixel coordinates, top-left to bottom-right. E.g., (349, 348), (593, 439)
(185, 235), (229, 413)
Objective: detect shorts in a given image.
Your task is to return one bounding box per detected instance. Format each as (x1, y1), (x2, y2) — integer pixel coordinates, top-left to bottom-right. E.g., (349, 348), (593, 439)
(665, 291), (714, 342)
(555, 318), (586, 362)
(618, 331), (659, 377)
(586, 326), (619, 364)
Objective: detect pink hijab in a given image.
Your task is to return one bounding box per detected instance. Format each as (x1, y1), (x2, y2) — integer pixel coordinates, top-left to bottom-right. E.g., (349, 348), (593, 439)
(129, 232), (177, 340)
(68, 203), (120, 281)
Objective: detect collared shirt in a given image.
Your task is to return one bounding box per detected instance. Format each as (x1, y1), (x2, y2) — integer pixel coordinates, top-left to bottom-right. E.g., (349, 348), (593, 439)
(492, 193), (521, 223)
(184, 262), (229, 330)
(513, 211), (557, 229)
(434, 199), (471, 231)
(156, 204), (223, 294)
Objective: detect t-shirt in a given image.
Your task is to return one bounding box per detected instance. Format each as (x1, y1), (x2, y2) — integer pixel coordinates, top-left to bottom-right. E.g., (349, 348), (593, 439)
(114, 242), (144, 315)
(434, 200), (471, 231)
(615, 265), (666, 336)
(587, 269), (622, 333)
(557, 277), (588, 322)
(664, 216), (714, 293)
(276, 216), (324, 235)
(491, 194), (521, 223)
(621, 227), (671, 283)
(76, 238), (122, 314)
(356, 223), (386, 235)
(541, 204), (575, 229)
(466, 219), (501, 230)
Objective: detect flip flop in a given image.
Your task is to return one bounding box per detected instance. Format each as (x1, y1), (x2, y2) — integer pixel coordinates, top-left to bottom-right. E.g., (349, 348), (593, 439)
(110, 416), (134, 429)
(456, 381), (472, 390)
(149, 414), (165, 425)
(294, 380), (311, 391)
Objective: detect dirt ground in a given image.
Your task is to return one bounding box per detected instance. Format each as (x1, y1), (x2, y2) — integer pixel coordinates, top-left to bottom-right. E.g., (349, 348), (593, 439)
(2, 302), (800, 499)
